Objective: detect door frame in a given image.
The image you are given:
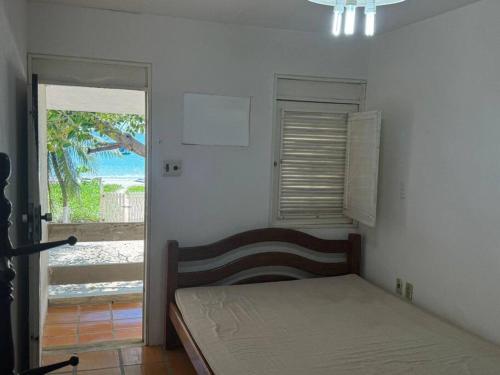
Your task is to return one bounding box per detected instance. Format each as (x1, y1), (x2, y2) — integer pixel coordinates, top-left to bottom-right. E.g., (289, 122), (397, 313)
(27, 54), (153, 364)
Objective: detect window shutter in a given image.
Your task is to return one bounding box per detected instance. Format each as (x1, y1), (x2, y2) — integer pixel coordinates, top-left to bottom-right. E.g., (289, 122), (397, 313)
(343, 111), (382, 227)
(277, 104), (353, 226)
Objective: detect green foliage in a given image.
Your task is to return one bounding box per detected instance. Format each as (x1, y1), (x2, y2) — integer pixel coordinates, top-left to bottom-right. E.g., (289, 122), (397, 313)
(103, 184), (123, 193)
(47, 110), (145, 214)
(49, 180), (101, 223)
(127, 185), (145, 193)
(47, 110), (145, 149)
(49, 180), (144, 222)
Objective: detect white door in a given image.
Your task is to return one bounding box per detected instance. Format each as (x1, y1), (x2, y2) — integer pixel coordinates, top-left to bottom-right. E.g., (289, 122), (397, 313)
(26, 74), (51, 367)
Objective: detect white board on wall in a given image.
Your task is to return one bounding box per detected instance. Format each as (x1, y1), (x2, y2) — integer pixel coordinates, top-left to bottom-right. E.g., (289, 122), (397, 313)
(183, 93), (250, 146)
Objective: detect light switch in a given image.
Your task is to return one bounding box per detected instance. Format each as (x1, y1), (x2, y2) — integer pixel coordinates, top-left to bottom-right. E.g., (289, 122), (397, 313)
(396, 278), (403, 296)
(399, 182), (407, 200)
(405, 282), (414, 302)
(163, 160), (182, 177)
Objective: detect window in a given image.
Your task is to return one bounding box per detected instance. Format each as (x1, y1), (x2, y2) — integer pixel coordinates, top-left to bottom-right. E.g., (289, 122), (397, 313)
(271, 76), (380, 228)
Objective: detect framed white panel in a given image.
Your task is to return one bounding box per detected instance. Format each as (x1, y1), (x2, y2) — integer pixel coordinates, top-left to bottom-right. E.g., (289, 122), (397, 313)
(343, 111), (382, 227)
(183, 93), (250, 147)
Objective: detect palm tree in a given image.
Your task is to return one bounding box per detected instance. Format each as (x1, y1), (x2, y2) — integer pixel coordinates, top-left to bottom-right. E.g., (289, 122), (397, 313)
(47, 110), (145, 223)
(47, 111), (96, 222)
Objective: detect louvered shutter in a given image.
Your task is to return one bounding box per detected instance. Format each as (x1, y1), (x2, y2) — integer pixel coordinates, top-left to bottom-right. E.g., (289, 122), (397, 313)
(343, 111), (382, 227)
(276, 102), (354, 226)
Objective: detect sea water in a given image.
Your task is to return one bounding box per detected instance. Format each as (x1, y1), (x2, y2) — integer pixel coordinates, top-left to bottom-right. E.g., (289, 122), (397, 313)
(81, 133), (146, 181)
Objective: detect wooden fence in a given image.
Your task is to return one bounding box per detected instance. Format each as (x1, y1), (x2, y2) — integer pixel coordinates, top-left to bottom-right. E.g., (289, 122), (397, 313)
(100, 192), (145, 223)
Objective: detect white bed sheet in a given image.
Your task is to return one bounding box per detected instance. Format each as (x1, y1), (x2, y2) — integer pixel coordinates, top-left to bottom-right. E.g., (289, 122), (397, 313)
(176, 275), (500, 374)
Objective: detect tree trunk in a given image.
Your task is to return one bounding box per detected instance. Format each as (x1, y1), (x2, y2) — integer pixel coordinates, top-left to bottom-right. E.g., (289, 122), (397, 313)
(50, 153), (70, 223)
(62, 207), (70, 224)
(95, 121), (146, 157)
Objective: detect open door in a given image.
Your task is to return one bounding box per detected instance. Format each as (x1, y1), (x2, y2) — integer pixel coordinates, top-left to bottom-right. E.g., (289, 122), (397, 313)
(26, 74), (51, 367)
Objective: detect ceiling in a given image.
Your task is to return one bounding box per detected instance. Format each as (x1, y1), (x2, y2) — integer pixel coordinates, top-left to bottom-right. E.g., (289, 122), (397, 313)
(30, 0), (481, 34)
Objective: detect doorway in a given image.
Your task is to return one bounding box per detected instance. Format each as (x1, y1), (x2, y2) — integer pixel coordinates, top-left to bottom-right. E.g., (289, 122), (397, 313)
(27, 55), (152, 367)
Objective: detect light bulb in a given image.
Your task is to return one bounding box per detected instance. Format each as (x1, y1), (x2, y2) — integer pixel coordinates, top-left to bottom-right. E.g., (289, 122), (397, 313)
(365, 12), (376, 36)
(365, 1), (376, 37)
(344, 5), (356, 36)
(332, 7), (343, 37)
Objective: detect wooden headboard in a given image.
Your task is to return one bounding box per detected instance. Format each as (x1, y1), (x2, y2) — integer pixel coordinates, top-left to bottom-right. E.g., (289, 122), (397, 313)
(165, 228), (361, 348)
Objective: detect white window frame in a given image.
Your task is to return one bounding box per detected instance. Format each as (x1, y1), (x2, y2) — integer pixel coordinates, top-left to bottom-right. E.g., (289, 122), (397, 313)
(270, 74), (367, 228)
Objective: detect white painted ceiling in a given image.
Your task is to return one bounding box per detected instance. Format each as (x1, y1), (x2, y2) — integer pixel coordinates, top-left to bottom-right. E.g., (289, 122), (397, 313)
(30, 0), (481, 34)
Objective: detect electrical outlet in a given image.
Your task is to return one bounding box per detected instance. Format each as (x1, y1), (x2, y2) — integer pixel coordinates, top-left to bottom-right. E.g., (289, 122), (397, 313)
(399, 182), (407, 200)
(163, 160), (182, 177)
(405, 282), (414, 302)
(396, 278), (403, 296)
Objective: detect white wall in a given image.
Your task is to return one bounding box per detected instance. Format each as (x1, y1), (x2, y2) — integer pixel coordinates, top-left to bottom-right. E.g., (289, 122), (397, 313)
(363, 0), (500, 344)
(0, 0), (28, 370)
(27, 3), (368, 344)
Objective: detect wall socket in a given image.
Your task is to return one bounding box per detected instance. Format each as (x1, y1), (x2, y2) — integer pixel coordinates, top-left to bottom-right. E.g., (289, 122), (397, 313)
(399, 182), (407, 200)
(163, 160), (182, 177)
(405, 282), (414, 302)
(396, 278), (403, 296)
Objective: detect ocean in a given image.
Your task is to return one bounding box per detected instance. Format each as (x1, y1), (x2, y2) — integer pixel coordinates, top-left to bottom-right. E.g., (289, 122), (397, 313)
(81, 134), (146, 179)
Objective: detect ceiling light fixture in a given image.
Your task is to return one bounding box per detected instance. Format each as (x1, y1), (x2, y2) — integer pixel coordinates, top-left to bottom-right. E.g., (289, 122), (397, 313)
(308, 0), (407, 37)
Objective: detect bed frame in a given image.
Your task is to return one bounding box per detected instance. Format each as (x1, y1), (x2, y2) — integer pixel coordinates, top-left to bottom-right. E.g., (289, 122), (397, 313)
(165, 228), (361, 374)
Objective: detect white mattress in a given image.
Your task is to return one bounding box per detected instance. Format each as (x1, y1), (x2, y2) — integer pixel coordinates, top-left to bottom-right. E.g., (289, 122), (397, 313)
(175, 275), (500, 375)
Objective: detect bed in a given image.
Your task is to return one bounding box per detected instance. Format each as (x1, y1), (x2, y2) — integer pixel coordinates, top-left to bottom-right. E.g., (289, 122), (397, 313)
(165, 228), (500, 374)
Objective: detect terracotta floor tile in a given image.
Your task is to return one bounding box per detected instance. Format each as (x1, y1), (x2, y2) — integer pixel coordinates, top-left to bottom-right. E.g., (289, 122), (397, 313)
(120, 346), (143, 366)
(80, 310), (112, 322)
(43, 347), (193, 375)
(43, 335), (78, 348)
(48, 305), (79, 314)
(121, 346), (168, 366)
(76, 350), (120, 371)
(168, 349), (197, 375)
(43, 323), (77, 337)
(42, 353), (78, 373)
(45, 312), (79, 324)
(113, 318), (142, 330)
(123, 362), (169, 375)
(122, 365), (142, 375)
(112, 302), (142, 310)
(142, 346), (170, 365)
(42, 352), (68, 366)
(113, 308), (142, 320)
(80, 304), (111, 312)
(79, 331), (114, 345)
(75, 368), (122, 375)
(114, 328), (143, 341)
(80, 321), (113, 335)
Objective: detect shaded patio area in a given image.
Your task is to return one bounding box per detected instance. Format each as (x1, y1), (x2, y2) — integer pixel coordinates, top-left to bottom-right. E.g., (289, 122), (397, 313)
(43, 239), (145, 351)
(48, 240), (144, 300)
(42, 302), (142, 350)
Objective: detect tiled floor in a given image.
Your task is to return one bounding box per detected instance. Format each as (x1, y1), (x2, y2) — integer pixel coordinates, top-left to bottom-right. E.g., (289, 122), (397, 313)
(43, 302), (143, 349)
(42, 346), (196, 374)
